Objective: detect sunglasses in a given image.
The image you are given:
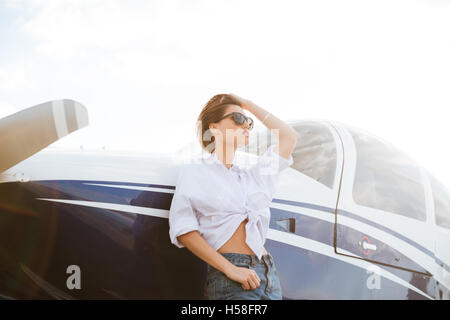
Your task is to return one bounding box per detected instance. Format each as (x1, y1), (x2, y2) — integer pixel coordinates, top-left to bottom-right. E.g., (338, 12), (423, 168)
(217, 112), (254, 130)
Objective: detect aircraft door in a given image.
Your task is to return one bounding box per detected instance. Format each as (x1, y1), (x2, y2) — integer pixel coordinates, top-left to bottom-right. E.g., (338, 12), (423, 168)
(333, 124), (435, 277)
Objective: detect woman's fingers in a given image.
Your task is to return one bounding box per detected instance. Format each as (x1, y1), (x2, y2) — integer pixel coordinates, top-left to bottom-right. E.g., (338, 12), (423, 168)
(234, 266), (262, 290)
(255, 271), (261, 282)
(229, 93), (246, 108)
(242, 272), (261, 290)
(248, 278), (259, 290)
(253, 273), (261, 287)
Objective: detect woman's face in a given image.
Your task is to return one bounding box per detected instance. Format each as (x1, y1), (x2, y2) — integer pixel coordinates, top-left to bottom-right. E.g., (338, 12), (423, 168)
(209, 104), (251, 152)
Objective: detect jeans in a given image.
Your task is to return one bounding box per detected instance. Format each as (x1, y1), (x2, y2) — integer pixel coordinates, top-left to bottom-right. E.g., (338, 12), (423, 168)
(204, 252), (283, 300)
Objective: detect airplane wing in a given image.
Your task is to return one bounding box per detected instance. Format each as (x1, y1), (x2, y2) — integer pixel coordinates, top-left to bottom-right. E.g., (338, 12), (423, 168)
(0, 99), (88, 173)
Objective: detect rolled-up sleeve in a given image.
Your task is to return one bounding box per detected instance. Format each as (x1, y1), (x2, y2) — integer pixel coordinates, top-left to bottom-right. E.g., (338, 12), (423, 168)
(249, 143), (294, 198)
(168, 165), (200, 248)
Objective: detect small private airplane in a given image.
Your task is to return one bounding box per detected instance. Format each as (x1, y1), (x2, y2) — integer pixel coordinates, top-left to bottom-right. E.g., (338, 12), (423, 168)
(0, 99), (449, 300)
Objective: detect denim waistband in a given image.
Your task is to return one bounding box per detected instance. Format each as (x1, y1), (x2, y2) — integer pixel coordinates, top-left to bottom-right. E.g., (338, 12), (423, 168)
(218, 252), (273, 267)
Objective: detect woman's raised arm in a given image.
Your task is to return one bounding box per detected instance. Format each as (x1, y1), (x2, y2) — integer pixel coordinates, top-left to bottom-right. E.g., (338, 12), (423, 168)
(228, 93), (299, 160)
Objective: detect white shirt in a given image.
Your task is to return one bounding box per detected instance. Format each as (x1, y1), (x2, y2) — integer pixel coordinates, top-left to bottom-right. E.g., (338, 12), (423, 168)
(168, 143), (294, 260)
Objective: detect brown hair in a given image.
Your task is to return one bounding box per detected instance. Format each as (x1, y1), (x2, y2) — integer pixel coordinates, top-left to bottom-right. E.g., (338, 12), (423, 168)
(196, 94), (242, 154)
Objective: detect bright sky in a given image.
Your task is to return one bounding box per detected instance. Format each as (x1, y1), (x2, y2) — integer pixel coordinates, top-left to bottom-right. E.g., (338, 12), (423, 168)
(0, 0), (449, 190)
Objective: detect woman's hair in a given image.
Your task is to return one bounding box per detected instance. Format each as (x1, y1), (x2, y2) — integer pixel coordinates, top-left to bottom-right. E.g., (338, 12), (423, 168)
(196, 94), (242, 154)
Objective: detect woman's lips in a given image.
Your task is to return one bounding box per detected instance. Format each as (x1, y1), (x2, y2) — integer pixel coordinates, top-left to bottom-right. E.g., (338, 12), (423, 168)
(243, 130), (249, 136)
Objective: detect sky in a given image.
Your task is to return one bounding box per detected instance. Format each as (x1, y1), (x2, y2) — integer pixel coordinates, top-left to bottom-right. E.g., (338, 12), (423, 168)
(0, 0), (449, 190)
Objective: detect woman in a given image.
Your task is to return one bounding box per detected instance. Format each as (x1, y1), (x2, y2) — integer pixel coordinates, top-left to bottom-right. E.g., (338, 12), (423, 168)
(168, 93), (298, 300)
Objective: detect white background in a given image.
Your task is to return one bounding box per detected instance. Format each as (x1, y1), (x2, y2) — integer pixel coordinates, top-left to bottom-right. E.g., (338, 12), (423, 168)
(0, 0), (449, 190)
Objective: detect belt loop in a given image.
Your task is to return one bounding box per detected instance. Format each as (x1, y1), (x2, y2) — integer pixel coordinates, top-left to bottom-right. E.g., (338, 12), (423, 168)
(266, 255), (270, 266)
(250, 255), (255, 266)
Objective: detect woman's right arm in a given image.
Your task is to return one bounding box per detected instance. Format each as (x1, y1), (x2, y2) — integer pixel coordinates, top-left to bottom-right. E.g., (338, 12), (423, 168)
(177, 231), (235, 276)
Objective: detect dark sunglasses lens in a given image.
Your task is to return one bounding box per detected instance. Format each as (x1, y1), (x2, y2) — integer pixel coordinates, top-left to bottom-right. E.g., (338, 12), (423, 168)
(232, 113), (245, 124)
(232, 113), (253, 130)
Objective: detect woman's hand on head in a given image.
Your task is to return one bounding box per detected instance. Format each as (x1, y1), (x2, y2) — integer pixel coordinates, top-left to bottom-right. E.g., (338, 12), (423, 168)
(228, 93), (253, 112)
(225, 265), (261, 290)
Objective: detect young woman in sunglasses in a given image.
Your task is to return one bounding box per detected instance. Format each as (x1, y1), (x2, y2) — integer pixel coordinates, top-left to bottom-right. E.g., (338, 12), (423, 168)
(169, 93), (299, 300)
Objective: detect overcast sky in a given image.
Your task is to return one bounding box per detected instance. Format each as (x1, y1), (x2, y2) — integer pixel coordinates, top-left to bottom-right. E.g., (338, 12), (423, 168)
(0, 0), (449, 190)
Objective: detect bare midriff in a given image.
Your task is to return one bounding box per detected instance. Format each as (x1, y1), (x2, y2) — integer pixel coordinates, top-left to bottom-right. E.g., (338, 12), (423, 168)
(217, 218), (268, 256)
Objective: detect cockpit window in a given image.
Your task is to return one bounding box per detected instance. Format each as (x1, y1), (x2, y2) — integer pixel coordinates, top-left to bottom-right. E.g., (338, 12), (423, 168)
(246, 121), (337, 189)
(428, 172), (450, 229)
(348, 126), (426, 221)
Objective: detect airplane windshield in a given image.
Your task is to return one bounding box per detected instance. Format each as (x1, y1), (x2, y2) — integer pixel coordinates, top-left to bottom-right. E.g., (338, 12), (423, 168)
(348, 126), (426, 221)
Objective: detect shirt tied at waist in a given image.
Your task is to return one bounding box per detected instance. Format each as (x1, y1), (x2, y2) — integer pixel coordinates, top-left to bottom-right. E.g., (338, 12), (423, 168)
(242, 207), (268, 261)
